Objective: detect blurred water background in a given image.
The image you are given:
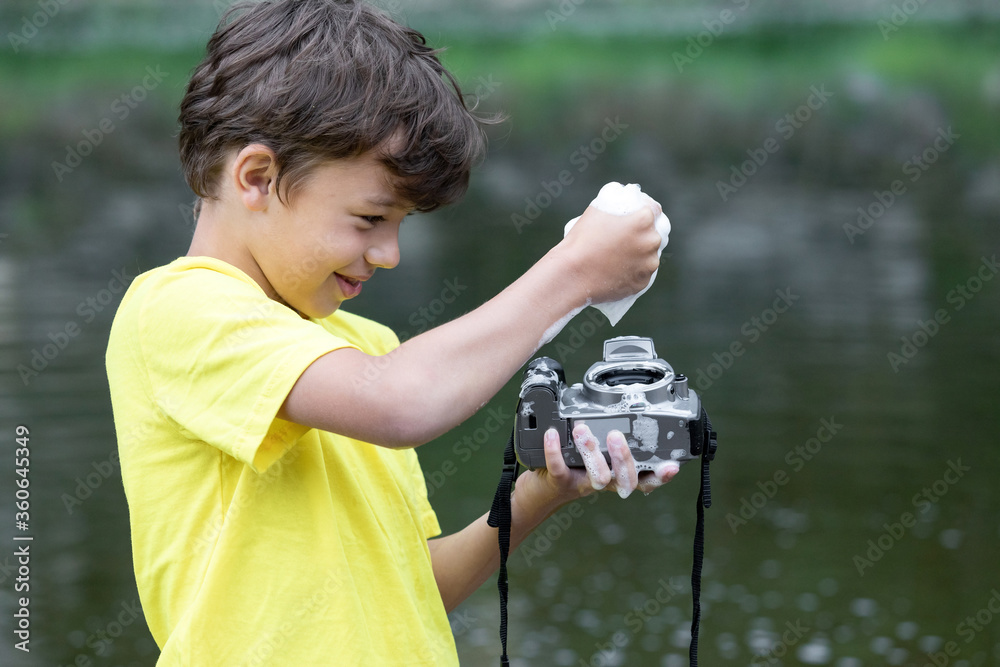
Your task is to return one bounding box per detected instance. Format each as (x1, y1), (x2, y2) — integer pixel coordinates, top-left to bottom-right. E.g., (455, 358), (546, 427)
(1, 1), (999, 665)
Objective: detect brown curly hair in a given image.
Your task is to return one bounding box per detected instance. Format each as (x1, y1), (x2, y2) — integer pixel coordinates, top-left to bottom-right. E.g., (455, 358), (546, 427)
(179, 0), (497, 212)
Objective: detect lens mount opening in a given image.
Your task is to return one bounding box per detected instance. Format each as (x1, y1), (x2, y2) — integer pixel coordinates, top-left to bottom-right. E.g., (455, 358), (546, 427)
(592, 366), (666, 387)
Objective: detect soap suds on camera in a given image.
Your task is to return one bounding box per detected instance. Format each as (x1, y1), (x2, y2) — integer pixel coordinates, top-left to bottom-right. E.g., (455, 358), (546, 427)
(632, 415), (659, 453)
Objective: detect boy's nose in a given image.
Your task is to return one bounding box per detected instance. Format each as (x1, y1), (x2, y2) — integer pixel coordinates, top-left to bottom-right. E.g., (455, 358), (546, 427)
(366, 226), (400, 269)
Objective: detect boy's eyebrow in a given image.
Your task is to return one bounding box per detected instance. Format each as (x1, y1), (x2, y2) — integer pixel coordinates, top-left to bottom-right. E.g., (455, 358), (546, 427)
(364, 195), (412, 211)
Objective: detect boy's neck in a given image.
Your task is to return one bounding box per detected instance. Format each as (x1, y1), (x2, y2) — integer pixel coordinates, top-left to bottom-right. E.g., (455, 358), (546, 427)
(187, 201), (287, 310)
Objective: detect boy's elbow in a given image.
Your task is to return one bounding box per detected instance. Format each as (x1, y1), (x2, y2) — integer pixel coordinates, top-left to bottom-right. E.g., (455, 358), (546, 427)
(292, 348), (447, 449)
(372, 414), (438, 449)
(362, 384), (443, 449)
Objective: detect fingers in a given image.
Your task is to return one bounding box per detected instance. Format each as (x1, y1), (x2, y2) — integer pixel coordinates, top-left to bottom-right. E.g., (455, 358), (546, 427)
(607, 430), (638, 499)
(637, 461), (681, 496)
(562, 204), (663, 304)
(639, 192), (662, 221)
(568, 424), (681, 497)
(542, 427), (570, 479)
(573, 423), (612, 491)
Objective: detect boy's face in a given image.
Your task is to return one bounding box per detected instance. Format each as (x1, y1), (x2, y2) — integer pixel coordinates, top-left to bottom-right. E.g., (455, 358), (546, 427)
(245, 152), (412, 319)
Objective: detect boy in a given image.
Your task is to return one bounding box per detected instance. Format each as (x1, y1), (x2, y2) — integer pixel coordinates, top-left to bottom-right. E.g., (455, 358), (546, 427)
(106, 0), (677, 664)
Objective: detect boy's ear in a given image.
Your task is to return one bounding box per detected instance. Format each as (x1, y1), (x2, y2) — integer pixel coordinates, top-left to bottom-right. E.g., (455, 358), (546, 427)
(232, 144), (279, 212)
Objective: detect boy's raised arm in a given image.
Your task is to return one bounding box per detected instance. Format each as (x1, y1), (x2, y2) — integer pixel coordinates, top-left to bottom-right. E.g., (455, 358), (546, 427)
(279, 203), (662, 448)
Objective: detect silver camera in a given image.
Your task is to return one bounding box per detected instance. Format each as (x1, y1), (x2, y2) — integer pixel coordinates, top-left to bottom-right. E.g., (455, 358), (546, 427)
(514, 336), (709, 471)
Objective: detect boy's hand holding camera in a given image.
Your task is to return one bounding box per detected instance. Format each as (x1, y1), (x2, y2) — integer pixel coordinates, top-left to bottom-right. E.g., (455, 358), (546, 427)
(514, 421), (681, 514)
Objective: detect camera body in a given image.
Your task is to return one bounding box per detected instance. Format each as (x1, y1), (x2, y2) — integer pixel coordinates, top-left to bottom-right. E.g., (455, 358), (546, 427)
(515, 336), (707, 471)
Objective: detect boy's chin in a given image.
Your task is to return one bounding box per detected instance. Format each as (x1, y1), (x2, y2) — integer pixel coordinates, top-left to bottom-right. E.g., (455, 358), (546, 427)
(277, 293), (341, 320)
(301, 298), (342, 321)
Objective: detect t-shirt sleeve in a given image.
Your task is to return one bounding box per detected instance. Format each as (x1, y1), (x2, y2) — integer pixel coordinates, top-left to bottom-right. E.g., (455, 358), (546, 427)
(134, 269), (355, 473)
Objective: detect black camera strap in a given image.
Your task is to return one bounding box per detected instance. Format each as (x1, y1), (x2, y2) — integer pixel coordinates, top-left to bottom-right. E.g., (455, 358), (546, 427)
(689, 407), (718, 667)
(487, 409), (717, 667)
(486, 430), (520, 667)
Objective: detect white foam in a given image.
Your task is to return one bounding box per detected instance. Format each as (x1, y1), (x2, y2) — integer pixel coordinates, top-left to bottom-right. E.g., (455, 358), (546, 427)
(632, 415), (659, 453)
(653, 460), (680, 481)
(563, 182), (671, 325)
(519, 401), (534, 417)
(572, 425), (606, 491)
(615, 472), (632, 499)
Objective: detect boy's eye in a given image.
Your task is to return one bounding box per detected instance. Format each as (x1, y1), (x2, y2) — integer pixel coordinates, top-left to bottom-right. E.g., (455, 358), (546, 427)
(360, 215), (385, 224)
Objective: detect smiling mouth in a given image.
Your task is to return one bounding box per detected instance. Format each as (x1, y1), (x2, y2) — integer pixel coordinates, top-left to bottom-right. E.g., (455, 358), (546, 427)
(335, 273), (365, 298)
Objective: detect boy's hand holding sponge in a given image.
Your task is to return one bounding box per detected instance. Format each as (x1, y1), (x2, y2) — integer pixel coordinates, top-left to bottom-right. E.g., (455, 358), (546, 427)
(564, 182), (671, 325)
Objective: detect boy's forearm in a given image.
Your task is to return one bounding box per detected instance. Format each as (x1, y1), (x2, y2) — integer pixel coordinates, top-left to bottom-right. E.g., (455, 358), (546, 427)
(282, 243), (589, 447)
(280, 204), (661, 447)
(427, 489), (564, 612)
(383, 244), (588, 439)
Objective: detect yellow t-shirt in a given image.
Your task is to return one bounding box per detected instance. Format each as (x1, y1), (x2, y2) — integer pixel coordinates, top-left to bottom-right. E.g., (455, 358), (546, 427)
(106, 257), (457, 666)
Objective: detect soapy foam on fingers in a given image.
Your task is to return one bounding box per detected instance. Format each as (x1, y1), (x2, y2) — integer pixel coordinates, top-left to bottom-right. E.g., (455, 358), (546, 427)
(607, 432), (636, 499)
(572, 425), (608, 491)
(639, 460), (681, 495)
